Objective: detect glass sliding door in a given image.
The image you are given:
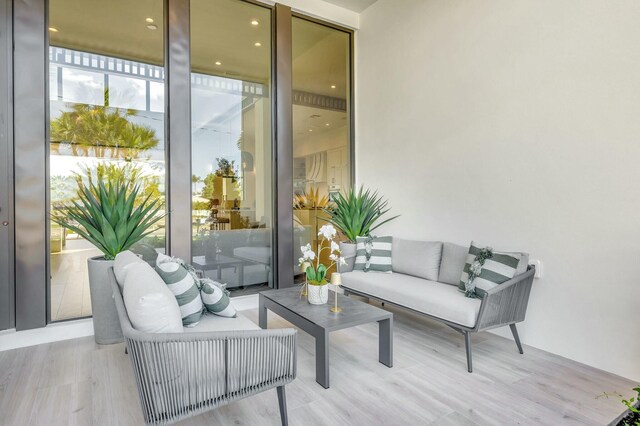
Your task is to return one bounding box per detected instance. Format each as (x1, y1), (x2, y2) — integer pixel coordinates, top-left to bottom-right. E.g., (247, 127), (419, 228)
(48, 0), (166, 321)
(190, 0), (273, 293)
(292, 17), (352, 277)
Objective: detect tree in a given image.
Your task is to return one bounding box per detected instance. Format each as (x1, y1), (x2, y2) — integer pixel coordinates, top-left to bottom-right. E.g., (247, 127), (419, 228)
(201, 173), (217, 200)
(192, 174), (201, 195)
(50, 90), (159, 160)
(215, 158), (238, 178)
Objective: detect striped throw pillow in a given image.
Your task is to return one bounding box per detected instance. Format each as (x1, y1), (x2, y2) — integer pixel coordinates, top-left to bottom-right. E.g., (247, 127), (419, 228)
(354, 236), (393, 273)
(200, 279), (237, 318)
(155, 253), (204, 327)
(458, 242), (521, 297)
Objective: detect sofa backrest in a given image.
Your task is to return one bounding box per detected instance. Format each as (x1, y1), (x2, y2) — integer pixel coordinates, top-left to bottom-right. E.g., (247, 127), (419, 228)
(392, 238), (442, 281)
(438, 242), (469, 285)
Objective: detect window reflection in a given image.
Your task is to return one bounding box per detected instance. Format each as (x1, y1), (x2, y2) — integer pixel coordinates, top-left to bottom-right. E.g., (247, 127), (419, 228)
(292, 18), (351, 278)
(190, 0), (273, 293)
(49, 0), (165, 322)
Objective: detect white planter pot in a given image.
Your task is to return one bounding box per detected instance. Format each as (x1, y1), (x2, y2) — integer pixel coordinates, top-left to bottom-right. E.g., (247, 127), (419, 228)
(307, 284), (329, 305)
(339, 242), (357, 272)
(87, 256), (124, 345)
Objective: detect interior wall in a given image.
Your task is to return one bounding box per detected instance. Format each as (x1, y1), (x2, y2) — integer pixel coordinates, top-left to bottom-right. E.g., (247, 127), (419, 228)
(356, 0), (640, 381)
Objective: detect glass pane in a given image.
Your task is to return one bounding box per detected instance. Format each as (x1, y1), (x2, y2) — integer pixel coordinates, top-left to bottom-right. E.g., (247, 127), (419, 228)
(191, 0), (273, 294)
(49, 0), (166, 321)
(292, 18), (351, 278)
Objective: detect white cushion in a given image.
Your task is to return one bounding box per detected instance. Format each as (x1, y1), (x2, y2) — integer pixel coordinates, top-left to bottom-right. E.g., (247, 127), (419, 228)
(114, 250), (145, 288)
(188, 312), (259, 332)
(123, 262), (183, 333)
(392, 239), (442, 281)
(342, 270), (481, 327)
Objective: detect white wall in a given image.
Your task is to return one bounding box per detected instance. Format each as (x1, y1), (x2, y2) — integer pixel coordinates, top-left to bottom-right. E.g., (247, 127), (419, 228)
(356, 0), (640, 381)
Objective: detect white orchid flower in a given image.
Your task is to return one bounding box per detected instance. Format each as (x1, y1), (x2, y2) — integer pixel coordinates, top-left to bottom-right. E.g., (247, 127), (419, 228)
(330, 241), (340, 253)
(318, 224), (337, 240)
(329, 253), (338, 262)
(300, 243), (312, 254)
(339, 257), (347, 266)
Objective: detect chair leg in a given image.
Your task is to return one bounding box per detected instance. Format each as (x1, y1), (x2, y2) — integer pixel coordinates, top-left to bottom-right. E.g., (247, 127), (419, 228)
(509, 323), (524, 354)
(277, 385), (288, 426)
(464, 331), (473, 373)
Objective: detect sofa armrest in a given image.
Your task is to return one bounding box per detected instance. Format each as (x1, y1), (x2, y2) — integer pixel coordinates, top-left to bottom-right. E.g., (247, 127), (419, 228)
(476, 266), (535, 331)
(124, 328), (297, 423)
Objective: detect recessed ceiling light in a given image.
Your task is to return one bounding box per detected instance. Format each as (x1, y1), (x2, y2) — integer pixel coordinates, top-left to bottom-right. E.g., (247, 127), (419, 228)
(215, 61), (222, 66)
(325, 123), (330, 126)
(251, 19), (259, 26)
(254, 42), (262, 47)
(145, 17), (154, 23)
(146, 24), (158, 30)
(49, 27), (59, 32)
(308, 129), (313, 132)
(330, 85), (336, 89)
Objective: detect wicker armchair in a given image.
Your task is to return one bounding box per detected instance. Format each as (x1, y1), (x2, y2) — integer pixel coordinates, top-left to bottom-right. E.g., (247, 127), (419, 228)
(109, 268), (297, 425)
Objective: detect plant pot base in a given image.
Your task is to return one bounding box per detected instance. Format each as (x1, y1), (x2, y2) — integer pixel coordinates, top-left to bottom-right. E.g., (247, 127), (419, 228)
(87, 257), (124, 345)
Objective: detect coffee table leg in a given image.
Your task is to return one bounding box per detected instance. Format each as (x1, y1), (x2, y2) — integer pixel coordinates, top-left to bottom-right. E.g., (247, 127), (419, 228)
(379, 317), (393, 367)
(315, 329), (330, 388)
(259, 295), (267, 329)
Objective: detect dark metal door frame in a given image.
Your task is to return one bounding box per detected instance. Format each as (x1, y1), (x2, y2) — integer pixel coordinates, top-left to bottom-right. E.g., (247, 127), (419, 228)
(0, 0), (15, 330)
(167, 0), (192, 262)
(274, 3), (294, 289)
(13, 0), (48, 330)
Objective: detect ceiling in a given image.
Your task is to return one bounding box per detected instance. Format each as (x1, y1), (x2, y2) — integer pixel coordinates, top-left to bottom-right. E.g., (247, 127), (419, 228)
(49, 0), (349, 97)
(320, 0), (378, 13)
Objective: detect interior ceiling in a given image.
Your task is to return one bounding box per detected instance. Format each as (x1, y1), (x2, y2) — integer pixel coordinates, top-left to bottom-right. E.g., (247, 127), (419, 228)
(319, 0), (378, 13)
(49, 0), (349, 98)
(293, 105), (346, 143)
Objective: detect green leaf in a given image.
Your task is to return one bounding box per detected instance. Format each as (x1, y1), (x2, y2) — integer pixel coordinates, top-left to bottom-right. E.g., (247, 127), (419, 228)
(323, 185), (399, 242)
(305, 265), (316, 282)
(51, 165), (168, 258)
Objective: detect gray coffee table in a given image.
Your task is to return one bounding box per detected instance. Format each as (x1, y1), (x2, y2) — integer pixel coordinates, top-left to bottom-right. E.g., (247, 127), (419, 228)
(259, 286), (393, 389)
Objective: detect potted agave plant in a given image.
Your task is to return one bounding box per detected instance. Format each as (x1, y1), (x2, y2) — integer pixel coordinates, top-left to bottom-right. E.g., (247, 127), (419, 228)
(299, 224), (346, 305)
(323, 186), (399, 270)
(52, 176), (165, 344)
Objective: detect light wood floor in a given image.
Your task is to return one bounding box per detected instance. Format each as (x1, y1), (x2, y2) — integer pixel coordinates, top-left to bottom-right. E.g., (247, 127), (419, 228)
(0, 303), (636, 426)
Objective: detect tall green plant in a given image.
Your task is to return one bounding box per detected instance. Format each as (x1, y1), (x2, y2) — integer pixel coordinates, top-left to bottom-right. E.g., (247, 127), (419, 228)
(51, 178), (166, 260)
(323, 186), (399, 243)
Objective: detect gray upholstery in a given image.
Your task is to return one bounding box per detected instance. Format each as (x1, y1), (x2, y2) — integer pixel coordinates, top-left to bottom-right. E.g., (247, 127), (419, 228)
(438, 242), (469, 285)
(392, 239), (442, 281)
(514, 252), (530, 275)
(191, 312), (260, 332)
(342, 271), (481, 327)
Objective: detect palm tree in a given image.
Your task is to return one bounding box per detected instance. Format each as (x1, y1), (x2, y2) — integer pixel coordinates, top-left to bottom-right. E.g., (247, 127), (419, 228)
(192, 174), (201, 195)
(50, 90), (159, 160)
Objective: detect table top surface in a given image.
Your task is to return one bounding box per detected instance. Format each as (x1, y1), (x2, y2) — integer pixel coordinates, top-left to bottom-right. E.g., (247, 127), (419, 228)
(260, 286), (392, 331)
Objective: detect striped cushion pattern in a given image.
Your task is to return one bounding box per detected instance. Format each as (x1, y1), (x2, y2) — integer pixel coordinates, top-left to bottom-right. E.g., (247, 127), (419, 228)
(155, 253), (204, 327)
(200, 279), (237, 318)
(354, 236), (393, 273)
(458, 242), (521, 297)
